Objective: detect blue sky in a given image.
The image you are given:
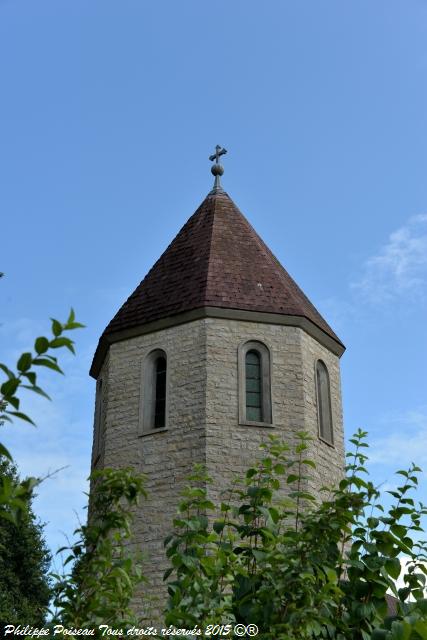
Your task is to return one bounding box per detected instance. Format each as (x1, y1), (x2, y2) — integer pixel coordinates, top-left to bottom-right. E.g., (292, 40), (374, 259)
(1, 1), (427, 560)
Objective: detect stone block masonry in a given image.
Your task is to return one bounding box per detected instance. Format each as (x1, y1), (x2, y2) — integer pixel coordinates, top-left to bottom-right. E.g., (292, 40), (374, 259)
(91, 316), (345, 620)
(204, 318), (344, 507)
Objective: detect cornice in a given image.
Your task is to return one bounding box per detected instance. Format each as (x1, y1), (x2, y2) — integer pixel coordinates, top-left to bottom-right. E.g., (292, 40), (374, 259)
(89, 306), (345, 378)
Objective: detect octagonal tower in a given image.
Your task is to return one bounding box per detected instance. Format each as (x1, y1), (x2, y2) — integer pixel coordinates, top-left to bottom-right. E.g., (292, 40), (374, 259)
(90, 155), (345, 614)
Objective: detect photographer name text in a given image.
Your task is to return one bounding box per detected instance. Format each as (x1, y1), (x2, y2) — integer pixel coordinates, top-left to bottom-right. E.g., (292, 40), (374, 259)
(3, 623), (259, 638)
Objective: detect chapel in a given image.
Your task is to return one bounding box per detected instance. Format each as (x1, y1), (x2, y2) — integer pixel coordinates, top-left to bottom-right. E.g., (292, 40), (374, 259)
(90, 147), (346, 609)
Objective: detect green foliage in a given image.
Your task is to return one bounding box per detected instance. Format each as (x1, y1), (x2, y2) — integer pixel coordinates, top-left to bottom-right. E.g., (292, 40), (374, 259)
(164, 431), (427, 639)
(3, 302), (427, 635)
(51, 467), (147, 630)
(0, 309), (84, 521)
(0, 309), (149, 630)
(0, 308), (148, 631)
(0, 457), (52, 626)
(0, 308), (84, 427)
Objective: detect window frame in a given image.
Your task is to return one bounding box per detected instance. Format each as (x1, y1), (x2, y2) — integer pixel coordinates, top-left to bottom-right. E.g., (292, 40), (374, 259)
(93, 377), (103, 465)
(238, 340), (273, 427)
(315, 359), (334, 446)
(139, 348), (169, 436)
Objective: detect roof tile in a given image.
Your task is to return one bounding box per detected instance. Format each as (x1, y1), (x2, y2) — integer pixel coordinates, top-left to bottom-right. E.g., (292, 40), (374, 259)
(95, 190), (343, 364)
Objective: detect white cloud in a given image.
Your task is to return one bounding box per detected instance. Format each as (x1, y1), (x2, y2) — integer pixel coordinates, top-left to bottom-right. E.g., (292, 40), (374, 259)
(368, 407), (427, 466)
(313, 297), (354, 335)
(0, 316), (46, 353)
(352, 214), (427, 304)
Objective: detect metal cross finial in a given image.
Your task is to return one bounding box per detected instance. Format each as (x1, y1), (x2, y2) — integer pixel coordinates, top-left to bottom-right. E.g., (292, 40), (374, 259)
(209, 145), (227, 193)
(209, 145), (227, 164)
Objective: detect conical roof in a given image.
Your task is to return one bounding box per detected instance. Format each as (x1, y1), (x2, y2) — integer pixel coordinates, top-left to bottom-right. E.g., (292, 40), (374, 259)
(90, 190), (344, 376)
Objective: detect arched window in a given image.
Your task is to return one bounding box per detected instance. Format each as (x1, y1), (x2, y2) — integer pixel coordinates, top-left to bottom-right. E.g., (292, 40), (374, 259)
(245, 350), (262, 422)
(140, 349), (168, 434)
(93, 378), (103, 464)
(316, 360), (333, 444)
(154, 355), (166, 429)
(238, 341), (272, 426)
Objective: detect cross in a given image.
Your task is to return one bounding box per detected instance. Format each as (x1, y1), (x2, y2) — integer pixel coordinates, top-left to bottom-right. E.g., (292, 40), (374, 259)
(209, 145), (227, 163)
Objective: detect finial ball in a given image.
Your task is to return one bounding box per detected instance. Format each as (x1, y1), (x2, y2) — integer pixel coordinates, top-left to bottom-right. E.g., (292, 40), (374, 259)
(211, 164), (224, 177)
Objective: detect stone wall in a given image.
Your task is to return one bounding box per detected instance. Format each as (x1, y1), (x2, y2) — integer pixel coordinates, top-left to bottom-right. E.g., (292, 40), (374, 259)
(300, 330), (345, 497)
(94, 319), (208, 617)
(204, 318), (345, 507)
(91, 316), (345, 620)
(204, 319), (304, 502)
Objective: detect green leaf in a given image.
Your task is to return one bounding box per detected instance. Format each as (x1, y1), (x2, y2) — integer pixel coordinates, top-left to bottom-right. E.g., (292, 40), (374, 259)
(390, 620), (411, 640)
(387, 490), (402, 499)
(252, 548), (267, 561)
(295, 442), (308, 453)
(64, 309), (85, 330)
(391, 524), (407, 539)
(414, 621), (427, 640)
(273, 463), (286, 474)
(0, 510), (19, 525)
(5, 411), (36, 425)
(163, 567), (174, 581)
(268, 507), (279, 523)
(51, 318), (63, 337)
(1, 377), (20, 397)
(7, 396), (20, 410)
(65, 322), (85, 330)
(248, 486), (261, 498)
(34, 336), (49, 354)
(370, 630), (388, 640)
(396, 470), (409, 478)
(0, 442), (12, 460)
(415, 599), (427, 614)
(367, 517), (380, 529)
(49, 337), (75, 354)
(398, 586), (411, 601)
(17, 352), (32, 372)
(0, 363), (15, 379)
(32, 358), (63, 374)
(213, 521), (225, 534)
(302, 459), (316, 468)
(385, 557), (401, 579)
(286, 474), (299, 484)
(21, 385), (51, 400)
(22, 371), (37, 385)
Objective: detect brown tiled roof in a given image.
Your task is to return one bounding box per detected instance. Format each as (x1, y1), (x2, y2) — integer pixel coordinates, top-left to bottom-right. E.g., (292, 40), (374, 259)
(91, 190), (343, 375)
(385, 593), (399, 617)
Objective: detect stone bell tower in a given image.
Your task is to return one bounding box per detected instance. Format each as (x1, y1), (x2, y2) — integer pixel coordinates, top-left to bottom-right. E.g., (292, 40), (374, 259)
(90, 147), (346, 613)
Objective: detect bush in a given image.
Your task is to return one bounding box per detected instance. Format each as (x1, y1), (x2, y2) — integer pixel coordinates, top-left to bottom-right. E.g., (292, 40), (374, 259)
(51, 467), (147, 629)
(164, 430), (427, 639)
(0, 457), (52, 626)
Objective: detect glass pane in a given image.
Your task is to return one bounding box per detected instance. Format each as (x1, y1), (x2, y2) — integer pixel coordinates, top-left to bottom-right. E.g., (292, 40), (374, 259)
(154, 356), (166, 428)
(245, 363), (260, 378)
(245, 350), (263, 421)
(154, 402), (165, 428)
(317, 361), (333, 443)
(246, 351), (260, 365)
(246, 391), (261, 407)
(95, 379), (103, 455)
(247, 406), (262, 422)
(246, 378), (260, 392)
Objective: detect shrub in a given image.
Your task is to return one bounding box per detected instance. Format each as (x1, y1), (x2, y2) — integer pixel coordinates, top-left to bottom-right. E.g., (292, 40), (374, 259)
(164, 431), (427, 639)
